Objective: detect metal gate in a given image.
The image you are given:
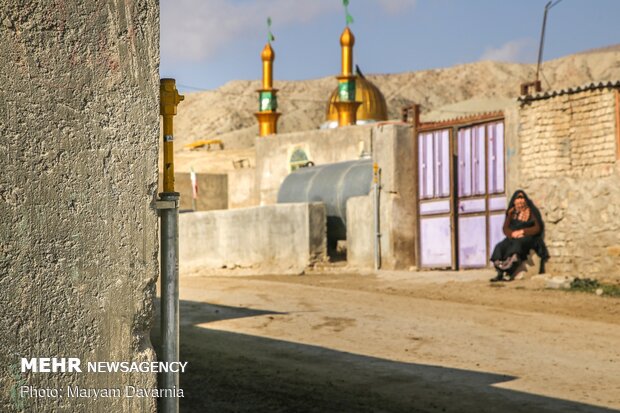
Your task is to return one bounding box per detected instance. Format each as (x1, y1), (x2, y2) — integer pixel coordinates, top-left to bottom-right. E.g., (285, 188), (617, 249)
(417, 120), (506, 269)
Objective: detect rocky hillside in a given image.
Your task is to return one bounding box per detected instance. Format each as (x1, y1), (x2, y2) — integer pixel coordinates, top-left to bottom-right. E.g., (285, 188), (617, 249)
(172, 46), (620, 152)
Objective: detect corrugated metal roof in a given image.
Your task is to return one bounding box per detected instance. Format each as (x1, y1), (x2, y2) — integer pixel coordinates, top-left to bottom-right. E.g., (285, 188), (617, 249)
(518, 80), (620, 103)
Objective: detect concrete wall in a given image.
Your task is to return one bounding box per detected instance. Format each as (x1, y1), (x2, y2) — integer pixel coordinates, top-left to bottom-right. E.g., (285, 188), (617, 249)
(373, 124), (417, 270)
(346, 196), (374, 268)
(255, 125), (373, 205)
(158, 173), (228, 211)
(179, 203), (327, 275)
(0, 1), (160, 412)
(517, 88), (620, 279)
(228, 168), (257, 209)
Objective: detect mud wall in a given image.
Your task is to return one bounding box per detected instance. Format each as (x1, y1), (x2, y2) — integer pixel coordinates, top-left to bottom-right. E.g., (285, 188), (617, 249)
(0, 1), (160, 411)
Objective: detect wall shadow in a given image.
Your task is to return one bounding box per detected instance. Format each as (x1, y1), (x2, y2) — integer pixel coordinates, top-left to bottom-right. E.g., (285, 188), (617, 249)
(151, 299), (618, 413)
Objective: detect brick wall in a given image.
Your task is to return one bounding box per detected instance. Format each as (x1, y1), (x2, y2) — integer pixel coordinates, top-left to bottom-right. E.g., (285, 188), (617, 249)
(520, 89), (617, 180)
(518, 88), (620, 280)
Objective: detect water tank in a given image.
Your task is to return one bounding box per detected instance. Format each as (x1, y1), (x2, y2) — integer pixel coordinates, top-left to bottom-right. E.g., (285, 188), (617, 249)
(277, 159), (373, 243)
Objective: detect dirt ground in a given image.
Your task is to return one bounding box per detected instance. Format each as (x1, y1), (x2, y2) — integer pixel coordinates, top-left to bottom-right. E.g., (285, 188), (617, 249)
(152, 269), (620, 413)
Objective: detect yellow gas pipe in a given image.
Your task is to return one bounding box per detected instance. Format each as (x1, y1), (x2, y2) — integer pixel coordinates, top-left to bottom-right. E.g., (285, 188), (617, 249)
(160, 79), (184, 192)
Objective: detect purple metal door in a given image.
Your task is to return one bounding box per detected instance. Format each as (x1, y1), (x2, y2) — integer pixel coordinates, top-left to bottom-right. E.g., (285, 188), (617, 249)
(457, 122), (506, 268)
(418, 130), (452, 268)
(417, 121), (505, 270)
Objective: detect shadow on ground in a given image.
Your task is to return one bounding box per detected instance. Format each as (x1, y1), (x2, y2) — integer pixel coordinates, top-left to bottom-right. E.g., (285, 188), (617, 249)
(151, 299), (618, 413)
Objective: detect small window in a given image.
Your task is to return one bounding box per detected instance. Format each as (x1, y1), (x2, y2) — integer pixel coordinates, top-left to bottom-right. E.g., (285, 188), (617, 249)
(289, 147), (313, 171)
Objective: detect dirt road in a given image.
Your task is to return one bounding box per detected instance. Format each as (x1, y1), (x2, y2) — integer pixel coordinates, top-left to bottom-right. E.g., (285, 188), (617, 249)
(152, 270), (620, 412)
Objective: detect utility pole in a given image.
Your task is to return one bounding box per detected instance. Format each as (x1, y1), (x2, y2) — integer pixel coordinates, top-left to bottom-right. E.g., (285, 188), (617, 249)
(521, 0), (563, 95)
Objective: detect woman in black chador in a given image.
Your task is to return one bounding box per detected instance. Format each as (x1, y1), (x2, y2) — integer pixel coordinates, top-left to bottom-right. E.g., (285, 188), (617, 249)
(490, 190), (549, 281)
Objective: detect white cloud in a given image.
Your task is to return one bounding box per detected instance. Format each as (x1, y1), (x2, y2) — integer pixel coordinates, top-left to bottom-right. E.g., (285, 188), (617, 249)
(376, 0), (417, 14)
(160, 0), (338, 62)
(480, 38), (537, 63)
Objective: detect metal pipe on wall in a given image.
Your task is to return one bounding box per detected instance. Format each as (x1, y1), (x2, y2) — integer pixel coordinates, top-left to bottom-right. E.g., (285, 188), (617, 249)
(159, 192), (179, 411)
(158, 78), (183, 413)
(373, 163), (381, 271)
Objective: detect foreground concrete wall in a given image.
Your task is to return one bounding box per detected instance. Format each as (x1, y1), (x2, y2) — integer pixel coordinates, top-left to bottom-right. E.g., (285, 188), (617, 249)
(517, 87), (620, 279)
(0, 2), (159, 412)
(373, 124), (417, 270)
(158, 173), (228, 211)
(255, 125), (373, 205)
(179, 203), (327, 274)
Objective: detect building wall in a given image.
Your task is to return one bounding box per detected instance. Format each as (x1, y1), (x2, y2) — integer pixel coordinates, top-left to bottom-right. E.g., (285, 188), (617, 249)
(254, 125), (374, 205)
(373, 124), (417, 270)
(178, 203), (327, 275)
(504, 104), (522, 194)
(517, 88), (620, 279)
(251, 123), (415, 271)
(520, 89), (617, 181)
(0, 1), (160, 412)
(158, 173), (228, 211)
(228, 168), (257, 209)
(346, 196), (374, 268)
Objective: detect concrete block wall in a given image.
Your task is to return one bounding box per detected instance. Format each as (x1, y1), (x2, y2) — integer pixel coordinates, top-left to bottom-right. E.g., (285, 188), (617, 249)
(517, 88), (620, 279)
(254, 124), (373, 205)
(179, 203), (327, 275)
(0, 1), (160, 412)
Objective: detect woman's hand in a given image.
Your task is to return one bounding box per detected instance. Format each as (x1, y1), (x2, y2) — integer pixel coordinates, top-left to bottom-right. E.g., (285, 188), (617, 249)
(511, 230), (525, 239)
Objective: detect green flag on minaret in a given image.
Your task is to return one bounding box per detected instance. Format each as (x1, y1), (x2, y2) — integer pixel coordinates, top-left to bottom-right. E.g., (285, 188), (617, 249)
(343, 0), (354, 25)
(267, 17), (275, 43)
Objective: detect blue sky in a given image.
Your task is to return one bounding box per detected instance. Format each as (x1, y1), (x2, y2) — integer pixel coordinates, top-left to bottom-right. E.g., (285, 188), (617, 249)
(160, 0), (620, 92)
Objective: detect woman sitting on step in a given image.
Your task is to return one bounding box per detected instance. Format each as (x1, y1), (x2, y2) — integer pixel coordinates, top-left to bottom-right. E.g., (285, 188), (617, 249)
(490, 190), (549, 282)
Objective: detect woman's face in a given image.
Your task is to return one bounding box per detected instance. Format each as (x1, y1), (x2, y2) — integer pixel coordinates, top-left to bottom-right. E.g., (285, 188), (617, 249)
(515, 196), (526, 210)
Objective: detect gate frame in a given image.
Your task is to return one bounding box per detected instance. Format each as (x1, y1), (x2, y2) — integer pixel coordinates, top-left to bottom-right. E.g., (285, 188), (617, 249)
(415, 112), (505, 270)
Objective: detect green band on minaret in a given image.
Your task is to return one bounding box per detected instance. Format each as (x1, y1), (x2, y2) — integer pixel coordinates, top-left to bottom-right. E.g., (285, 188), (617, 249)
(338, 80), (356, 102)
(259, 91), (277, 111)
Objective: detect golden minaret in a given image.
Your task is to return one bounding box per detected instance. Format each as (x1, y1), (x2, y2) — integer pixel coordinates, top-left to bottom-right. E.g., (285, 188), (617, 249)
(334, 27), (361, 127)
(255, 42), (280, 137)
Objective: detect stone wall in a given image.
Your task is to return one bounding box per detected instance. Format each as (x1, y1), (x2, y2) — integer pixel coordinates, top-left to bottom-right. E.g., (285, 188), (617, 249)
(0, 1), (160, 412)
(178, 203), (327, 275)
(517, 87), (620, 279)
(254, 125), (373, 205)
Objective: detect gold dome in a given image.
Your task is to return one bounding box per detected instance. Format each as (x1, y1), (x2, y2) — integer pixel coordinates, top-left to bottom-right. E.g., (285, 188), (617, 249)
(326, 75), (388, 124)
